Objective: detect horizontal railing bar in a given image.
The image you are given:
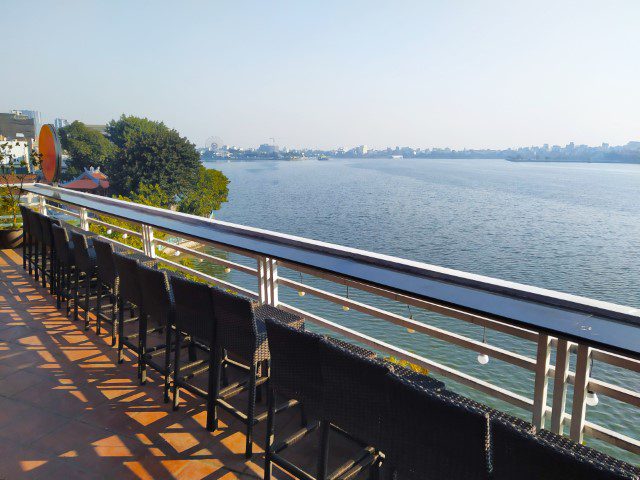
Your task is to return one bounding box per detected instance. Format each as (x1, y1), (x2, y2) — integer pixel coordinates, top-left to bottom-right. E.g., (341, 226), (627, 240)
(584, 422), (640, 456)
(154, 227), (261, 260)
(87, 217), (141, 237)
(279, 259), (539, 342)
(44, 204), (80, 217)
(277, 301), (534, 411)
(279, 277), (537, 371)
(156, 257), (259, 299)
(154, 238), (258, 276)
(592, 349), (640, 373)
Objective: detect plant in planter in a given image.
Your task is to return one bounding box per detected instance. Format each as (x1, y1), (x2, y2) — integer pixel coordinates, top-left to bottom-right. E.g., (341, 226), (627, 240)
(0, 141), (41, 248)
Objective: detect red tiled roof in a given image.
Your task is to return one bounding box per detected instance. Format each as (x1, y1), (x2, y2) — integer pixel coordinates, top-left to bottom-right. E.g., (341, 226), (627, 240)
(62, 178), (104, 190)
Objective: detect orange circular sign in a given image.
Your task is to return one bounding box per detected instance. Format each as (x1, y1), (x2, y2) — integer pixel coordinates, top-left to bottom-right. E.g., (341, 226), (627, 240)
(39, 124), (61, 183)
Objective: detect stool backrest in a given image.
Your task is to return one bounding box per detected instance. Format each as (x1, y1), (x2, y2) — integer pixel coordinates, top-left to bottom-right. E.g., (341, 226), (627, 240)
(27, 208), (42, 241)
(51, 224), (73, 266)
(112, 252), (142, 306)
(70, 231), (95, 273)
(169, 275), (215, 345)
(137, 264), (174, 329)
(491, 418), (639, 480)
(265, 318), (323, 415)
(18, 205), (30, 234)
(211, 288), (257, 361)
(92, 238), (118, 288)
(319, 339), (389, 448)
(37, 213), (60, 248)
(383, 375), (491, 480)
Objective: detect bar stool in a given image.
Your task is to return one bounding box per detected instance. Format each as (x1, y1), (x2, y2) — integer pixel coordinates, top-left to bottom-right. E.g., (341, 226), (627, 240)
(26, 208), (42, 282)
(210, 289), (304, 458)
(18, 205), (32, 271)
(70, 231), (98, 329)
(37, 213), (61, 295)
(51, 224), (75, 312)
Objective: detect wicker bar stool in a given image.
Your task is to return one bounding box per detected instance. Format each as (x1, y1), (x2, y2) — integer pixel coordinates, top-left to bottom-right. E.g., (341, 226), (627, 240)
(18, 205), (32, 271)
(26, 208), (42, 282)
(51, 224), (75, 312)
(36, 213), (61, 294)
(210, 289), (304, 458)
(168, 276), (216, 421)
(264, 319), (327, 480)
(382, 375), (492, 480)
(136, 263), (175, 392)
(491, 418), (640, 480)
(70, 231), (98, 329)
(318, 339), (391, 479)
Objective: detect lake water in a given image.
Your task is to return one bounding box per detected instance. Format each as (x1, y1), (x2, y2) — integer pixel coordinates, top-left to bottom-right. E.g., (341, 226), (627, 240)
(202, 157), (639, 462)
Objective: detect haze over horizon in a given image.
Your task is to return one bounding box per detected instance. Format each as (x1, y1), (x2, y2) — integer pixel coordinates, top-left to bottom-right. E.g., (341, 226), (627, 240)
(3, 1), (639, 150)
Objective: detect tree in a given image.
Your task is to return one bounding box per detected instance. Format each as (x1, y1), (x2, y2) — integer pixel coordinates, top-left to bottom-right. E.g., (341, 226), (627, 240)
(179, 166), (229, 217)
(59, 121), (117, 179)
(107, 115), (201, 200)
(117, 183), (172, 209)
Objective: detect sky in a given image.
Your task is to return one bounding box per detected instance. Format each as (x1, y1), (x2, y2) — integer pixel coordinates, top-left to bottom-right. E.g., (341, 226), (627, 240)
(3, 1), (640, 150)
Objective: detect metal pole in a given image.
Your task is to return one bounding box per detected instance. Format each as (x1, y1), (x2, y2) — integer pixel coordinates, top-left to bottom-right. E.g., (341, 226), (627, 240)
(570, 344), (592, 442)
(532, 334), (551, 429)
(550, 338), (571, 434)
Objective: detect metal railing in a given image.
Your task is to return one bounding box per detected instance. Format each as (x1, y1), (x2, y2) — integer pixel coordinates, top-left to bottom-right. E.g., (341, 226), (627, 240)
(23, 184), (640, 462)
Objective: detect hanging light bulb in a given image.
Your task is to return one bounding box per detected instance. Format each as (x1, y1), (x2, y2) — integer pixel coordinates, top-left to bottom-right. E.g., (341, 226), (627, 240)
(585, 358), (598, 406)
(477, 353), (490, 365)
(477, 326), (490, 365)
(297, 272), (305, 296)
(106, 229), (112, 235)
(122, 233), (128, 239)
(174, 251), (180, 256)
(406, 305), (415, 333)
(342, 285), (350, 311)
(224, 267), (231, 273)
(198, 258), (203, 263)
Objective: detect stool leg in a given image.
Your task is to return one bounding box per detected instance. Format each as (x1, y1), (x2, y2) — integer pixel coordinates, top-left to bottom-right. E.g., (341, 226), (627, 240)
(117, 299), (125, 364)
(111, 292), (118, 347)
(96, 282), (103, 336)
(245, 363), (257, 459)
(84, 275), (91, 330)
(263, 383), (276, 480)
(172, 333), (182, 411)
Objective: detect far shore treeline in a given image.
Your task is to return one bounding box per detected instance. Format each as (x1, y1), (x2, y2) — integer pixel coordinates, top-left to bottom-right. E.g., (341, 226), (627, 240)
(59, 116), (229, 217)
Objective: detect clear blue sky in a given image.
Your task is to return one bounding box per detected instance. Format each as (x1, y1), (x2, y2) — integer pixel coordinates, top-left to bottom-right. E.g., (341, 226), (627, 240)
(3, 1), (639, 149)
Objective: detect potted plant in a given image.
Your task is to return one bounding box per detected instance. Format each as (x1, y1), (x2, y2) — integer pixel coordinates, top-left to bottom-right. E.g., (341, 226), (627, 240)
(0, 141), (40, 248)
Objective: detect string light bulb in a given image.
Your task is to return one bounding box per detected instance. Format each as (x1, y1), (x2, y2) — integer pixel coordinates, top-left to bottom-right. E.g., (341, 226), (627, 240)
(106, 229), (112, 235)
(224, 267), (231, 273)
(122, 233), (128, 239)
(342, 285), (350, 311)
(298, 273), (305, 296)
(406, 305), (415, 333)
(477, 326), (490, 365)
(586, 390), (599, 407)
(174, 251), (180, 256)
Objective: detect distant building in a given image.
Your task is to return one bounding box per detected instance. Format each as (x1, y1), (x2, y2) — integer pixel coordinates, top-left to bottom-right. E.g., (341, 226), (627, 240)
(0, 112), (36, 141)
(60, 167), (110, 194)
(258, 143), (279, 154)
(54, 118), (69, 129)
(11, 109), (41, 132)
(625, 141), (640, 151)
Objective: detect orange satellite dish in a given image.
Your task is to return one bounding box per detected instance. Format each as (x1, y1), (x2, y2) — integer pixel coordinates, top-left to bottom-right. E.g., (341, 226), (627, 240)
(39, 124), (62, 184)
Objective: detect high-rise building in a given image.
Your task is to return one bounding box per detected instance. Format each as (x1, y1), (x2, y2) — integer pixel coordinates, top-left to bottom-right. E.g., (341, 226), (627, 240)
(54, 118), (69, 129)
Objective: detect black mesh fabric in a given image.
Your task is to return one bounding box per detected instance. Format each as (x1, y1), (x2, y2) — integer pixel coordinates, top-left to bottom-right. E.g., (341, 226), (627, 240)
(383, 375), (491, 480)
(492, 419), (639, 480)
(70, 231), (97, 274)
(319, 338), (390, 448)
(51, 224), (74, 266)
(92, 238), (118, 288)
(137, 263), (173, 329)
(265, 318), (323, 416)
(113, 252), (142, 306)
(169, 275), (215, 345)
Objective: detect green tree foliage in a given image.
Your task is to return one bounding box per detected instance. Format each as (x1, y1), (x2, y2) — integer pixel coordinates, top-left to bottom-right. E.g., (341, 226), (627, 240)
(179, 166), (229, 217)
(59, 121), (117, 179)
(116, 183), (172, 209)
(106, 115), (201, 200)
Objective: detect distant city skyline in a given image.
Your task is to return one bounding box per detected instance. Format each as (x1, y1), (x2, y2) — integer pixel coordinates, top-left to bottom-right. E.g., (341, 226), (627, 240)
(3, 1), (639, 150)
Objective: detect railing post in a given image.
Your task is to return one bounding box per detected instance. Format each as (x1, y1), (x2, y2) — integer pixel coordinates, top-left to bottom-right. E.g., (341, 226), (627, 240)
(269, 258), (279, 306)
(258, 256), (278, 306)
(570, 344), (592, 443)
(141, 224), (156, 258)
(38, 195), (47, 216)
(532, 334), (551, 429)
(79, 207), (89, 230)
(550, 338), (571, 434)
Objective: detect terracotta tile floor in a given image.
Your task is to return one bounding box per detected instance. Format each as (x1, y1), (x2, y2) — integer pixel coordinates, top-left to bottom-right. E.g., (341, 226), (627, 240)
(0, 249), (360, 479)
